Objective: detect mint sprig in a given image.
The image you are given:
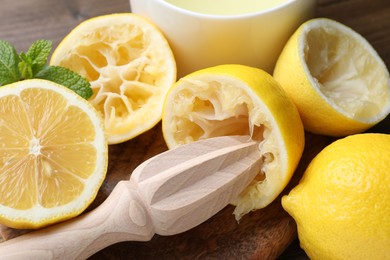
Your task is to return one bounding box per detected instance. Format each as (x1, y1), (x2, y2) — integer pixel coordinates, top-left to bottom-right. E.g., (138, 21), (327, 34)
(0, 40), (92, 99)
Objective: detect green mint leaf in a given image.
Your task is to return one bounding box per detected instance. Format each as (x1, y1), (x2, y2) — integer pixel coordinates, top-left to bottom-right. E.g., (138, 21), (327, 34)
(26, 39), (52, 75)
(35, 65), (93, 99)
(0, 39), (91, 100)
(0, 40), (21, 86)
(18, 52), (33, 79)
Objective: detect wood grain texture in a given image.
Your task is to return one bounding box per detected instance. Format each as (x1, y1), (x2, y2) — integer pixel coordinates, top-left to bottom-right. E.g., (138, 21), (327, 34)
(0, 0), (389, 259)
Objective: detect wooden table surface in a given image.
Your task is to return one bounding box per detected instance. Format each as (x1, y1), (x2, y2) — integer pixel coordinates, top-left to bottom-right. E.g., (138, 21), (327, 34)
(0, 0), (389, 259)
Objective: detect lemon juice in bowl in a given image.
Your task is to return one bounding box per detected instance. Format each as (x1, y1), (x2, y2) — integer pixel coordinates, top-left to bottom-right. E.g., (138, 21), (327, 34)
(164, 0), (290, 15)
(130, 0), (316, 76)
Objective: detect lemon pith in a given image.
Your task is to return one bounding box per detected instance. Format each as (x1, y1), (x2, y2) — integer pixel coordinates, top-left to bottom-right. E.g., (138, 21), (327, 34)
(0, 79), (107, 229)
(50, 13), (176, 144)
(162, 64), (305, 220)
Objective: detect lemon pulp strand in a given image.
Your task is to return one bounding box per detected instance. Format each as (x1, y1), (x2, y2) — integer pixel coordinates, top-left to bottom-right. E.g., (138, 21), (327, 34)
(57, 24), (157, 132)
(303, 22), (390, 121)
(165, 77), (280, 220)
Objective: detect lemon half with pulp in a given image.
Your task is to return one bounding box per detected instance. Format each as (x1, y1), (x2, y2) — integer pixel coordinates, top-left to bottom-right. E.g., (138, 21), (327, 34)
(51, 13), (176, 144)
(162, 64), (305, 220)
(0, 79), (107, 229)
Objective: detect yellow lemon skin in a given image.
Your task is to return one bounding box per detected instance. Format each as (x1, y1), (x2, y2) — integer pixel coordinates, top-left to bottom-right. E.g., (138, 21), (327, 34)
(274, 18), (390, 136)
(282, 133), (390, 260)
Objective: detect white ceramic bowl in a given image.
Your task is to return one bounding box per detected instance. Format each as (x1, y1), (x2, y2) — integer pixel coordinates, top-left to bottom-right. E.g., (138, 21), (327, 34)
(130, 0), (316, 77)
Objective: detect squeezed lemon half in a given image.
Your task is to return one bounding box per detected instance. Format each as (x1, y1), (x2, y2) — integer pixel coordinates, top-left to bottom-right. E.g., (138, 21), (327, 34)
(274, 18), (390, 136)
(51, 13), (176, 144)
(162, 64), (305, 220)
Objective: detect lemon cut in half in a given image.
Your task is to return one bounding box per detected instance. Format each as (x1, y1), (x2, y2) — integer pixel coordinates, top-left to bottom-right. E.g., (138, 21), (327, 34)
(0, 79), (107, 229)
(162, 64), (305, 220)
(274, 18), (390, 136)
(51, 13), (177, 144)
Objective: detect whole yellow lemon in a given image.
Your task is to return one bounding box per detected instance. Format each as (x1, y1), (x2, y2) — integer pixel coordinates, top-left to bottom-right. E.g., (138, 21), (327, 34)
(282, 133), (390, 260)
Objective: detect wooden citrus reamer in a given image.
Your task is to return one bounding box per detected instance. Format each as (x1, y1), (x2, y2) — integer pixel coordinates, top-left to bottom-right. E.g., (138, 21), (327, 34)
(0, 135), (262, 259)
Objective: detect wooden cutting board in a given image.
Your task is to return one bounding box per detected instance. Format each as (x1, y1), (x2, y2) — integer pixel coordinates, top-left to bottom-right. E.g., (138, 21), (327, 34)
(79, 125), (335, 259)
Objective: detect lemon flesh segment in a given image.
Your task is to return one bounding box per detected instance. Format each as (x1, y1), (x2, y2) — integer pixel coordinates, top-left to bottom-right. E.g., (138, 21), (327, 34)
(50, 14), (176, 144)
(274, 18), (390, 136)
(0, 79), (107, 229)
(162, 65), (305, 220)
(282, 133), (390, 260)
